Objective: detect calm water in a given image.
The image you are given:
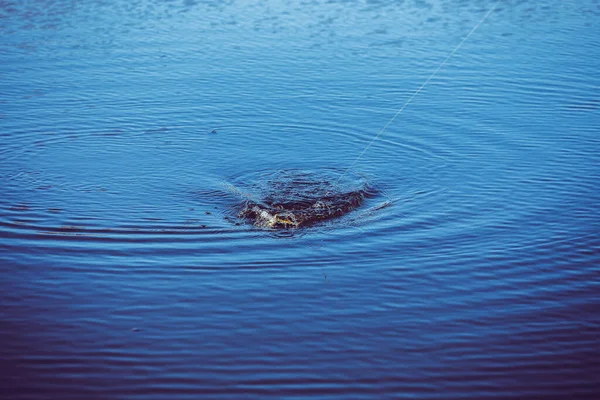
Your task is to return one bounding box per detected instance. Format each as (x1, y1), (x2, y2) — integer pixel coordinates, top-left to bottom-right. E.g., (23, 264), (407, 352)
(1, 0), (599, 398)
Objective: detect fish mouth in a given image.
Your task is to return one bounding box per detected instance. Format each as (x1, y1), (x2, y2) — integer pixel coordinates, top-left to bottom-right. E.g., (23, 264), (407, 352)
(241, 208), (300, 229)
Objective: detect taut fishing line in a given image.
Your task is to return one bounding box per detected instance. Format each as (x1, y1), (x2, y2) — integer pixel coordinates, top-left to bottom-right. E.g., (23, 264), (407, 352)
(333, 0), (501, 187)
(235, 1), (500, 229)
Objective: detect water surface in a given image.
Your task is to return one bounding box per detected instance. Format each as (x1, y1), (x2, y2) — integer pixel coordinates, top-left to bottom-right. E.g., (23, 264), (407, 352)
(1, 0), (599, 398)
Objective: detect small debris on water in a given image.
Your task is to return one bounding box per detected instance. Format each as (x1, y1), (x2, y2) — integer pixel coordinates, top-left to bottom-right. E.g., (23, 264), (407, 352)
(205, 211), (211, 215)
(211, 129), (217, 133)
(132, 328), (140, 332)
(200, 224), (207, 228)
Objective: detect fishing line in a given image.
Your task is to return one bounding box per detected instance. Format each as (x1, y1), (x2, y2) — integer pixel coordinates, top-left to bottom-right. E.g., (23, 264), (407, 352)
(334, 0), (501, 185)
(238, 2), (500, 230)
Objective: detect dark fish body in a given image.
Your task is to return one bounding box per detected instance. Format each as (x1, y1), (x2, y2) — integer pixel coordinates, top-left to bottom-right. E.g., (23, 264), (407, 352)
(235, 169), (370, 229)
(239, 191), (365, 228)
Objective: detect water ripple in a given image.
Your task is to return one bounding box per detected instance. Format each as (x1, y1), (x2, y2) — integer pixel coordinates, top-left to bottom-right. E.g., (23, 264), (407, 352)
(2, 0), (600, 398)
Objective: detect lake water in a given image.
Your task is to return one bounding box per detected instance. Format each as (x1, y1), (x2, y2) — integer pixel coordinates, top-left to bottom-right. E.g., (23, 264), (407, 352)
(1, 0), (599, 398)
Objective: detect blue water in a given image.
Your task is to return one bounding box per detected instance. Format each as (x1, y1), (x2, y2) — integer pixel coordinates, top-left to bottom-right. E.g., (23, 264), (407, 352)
(1, 0), (599, 398)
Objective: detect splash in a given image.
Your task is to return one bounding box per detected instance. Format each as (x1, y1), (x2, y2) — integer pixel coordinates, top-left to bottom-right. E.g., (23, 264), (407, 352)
(235, 169), (370, 229)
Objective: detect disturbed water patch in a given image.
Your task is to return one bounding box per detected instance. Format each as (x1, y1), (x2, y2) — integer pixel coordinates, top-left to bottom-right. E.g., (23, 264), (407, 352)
(239, 189), (365, 229)
(233, 169), (375, 229)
